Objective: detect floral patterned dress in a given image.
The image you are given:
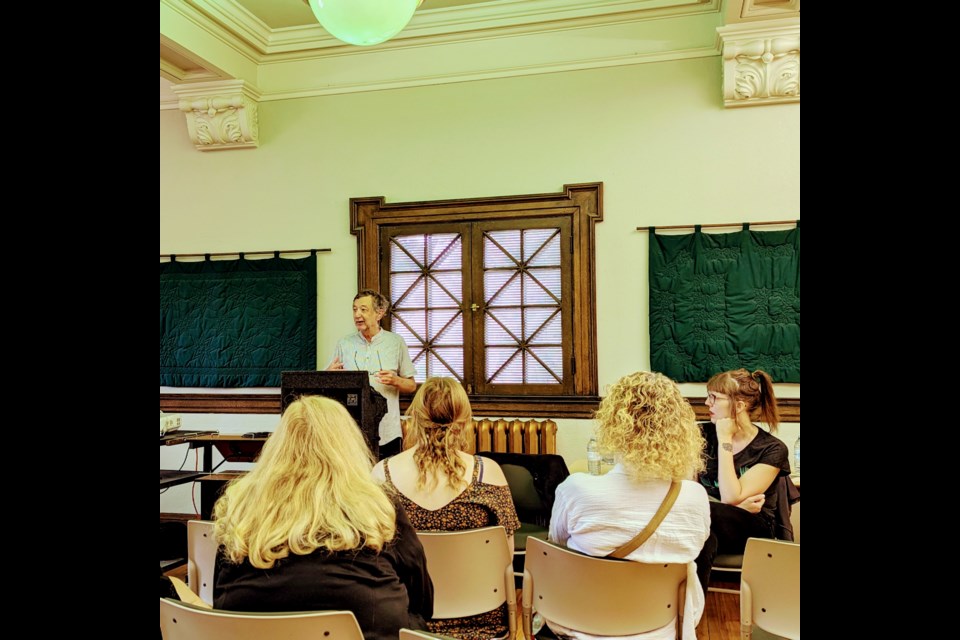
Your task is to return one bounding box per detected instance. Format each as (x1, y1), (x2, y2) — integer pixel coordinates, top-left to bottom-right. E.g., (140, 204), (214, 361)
(383, 456), (521, 640)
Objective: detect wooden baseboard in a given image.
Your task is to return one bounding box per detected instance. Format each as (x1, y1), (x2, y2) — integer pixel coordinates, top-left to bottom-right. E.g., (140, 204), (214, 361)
(160, 512), (199, 523)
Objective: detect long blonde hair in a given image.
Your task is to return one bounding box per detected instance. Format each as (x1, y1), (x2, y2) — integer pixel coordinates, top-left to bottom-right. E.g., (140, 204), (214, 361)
(406, 377), (471, 490)
(214, 396), (397, 569)
(595, 371), (705, 481)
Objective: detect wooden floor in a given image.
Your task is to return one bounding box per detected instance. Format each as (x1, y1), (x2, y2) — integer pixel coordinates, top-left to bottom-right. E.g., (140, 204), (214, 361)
(697, 584), (742, 640)
(165, 561), (742, 640)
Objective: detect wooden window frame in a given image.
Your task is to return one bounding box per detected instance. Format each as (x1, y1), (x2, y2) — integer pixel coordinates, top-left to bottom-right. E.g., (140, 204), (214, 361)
(351, 183), (603, 418)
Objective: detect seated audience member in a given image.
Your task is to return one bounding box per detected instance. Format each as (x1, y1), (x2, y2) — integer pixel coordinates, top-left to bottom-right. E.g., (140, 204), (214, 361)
(696, 368), (790, 587)
(213, 396), (433, 640)
(548, 371), (710, 640)
(373, 377), (520, 640)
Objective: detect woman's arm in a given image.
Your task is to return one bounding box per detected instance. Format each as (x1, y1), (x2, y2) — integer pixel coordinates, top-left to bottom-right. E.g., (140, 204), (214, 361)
(734, 493), (766, 513)
(718, 459), (779, 505)
(715, 418), (781, 504)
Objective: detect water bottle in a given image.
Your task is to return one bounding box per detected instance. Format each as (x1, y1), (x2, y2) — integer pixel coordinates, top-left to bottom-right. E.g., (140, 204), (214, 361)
(532, 612), (545, 635)
(587, 437), (601, 475)
(793, 436), (800, 476)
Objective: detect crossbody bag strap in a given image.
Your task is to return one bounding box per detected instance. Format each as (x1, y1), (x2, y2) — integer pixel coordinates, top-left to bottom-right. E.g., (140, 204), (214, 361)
(168, 576), (213, 609)
(607, 480), (681, 559)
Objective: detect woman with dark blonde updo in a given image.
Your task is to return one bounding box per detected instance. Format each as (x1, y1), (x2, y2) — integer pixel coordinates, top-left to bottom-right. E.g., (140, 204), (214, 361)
(696, 368), (791, 587)
(373, 377), (520, 640)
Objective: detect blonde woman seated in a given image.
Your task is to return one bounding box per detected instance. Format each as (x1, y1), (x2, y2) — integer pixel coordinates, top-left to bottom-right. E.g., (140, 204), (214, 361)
(373, 377), (520, 640)
(213, 396), (434, 640)
(547, 372), (710, 640)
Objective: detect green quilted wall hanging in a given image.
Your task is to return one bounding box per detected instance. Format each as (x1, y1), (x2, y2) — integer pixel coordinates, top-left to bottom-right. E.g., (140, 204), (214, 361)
(649, 225), (799, 383)
(160, 254), (317, 387)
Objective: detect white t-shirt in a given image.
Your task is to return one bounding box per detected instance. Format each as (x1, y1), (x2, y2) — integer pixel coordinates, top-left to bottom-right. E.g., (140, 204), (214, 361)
(548, 466), (711, 640)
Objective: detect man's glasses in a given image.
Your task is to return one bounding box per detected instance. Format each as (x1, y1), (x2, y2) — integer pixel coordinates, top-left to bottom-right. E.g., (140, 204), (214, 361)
(354, 350), (383, 375)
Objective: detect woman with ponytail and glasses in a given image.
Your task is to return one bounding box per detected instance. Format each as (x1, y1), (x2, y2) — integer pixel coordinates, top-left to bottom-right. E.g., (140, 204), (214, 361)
(696, 368), (791, 588)
(373, 377), (519, 640)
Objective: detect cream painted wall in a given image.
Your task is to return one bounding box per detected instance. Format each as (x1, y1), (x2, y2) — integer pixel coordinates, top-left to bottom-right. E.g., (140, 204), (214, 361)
(161, 57), (800, 514)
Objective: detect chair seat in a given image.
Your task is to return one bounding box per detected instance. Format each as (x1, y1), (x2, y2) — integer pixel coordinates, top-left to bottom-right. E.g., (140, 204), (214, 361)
(708, 553), (744, 594)
(713, 553), (744, 570)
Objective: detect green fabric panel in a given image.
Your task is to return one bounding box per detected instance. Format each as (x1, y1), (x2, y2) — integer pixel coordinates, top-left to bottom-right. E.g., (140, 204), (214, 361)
(649, 228), (799, 383)
(159, 255), (317, 387)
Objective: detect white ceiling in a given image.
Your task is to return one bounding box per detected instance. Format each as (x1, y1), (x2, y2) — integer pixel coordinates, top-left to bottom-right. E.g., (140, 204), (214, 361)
(160, 0), (799, 106)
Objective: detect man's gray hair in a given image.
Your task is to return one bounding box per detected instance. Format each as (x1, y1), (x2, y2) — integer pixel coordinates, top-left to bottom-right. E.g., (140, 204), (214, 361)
(354, 289), (389, 314)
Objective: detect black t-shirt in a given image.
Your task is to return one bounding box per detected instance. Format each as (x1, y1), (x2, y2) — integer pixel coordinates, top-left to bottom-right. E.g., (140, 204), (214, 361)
(699, 422), (790, 525)
(214, 500), (433, 640)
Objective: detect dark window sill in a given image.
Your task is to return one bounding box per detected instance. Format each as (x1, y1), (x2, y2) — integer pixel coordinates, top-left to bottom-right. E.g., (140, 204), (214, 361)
(160, 391), (601, 419)
(159, 392), (800, 421)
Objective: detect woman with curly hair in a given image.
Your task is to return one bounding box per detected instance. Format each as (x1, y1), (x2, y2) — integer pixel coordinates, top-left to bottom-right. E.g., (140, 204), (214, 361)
(547, 371), (710, 640)
(372, 377), (519, 640)
(213, 396), (433, 640)
(696, 368), (790, 585)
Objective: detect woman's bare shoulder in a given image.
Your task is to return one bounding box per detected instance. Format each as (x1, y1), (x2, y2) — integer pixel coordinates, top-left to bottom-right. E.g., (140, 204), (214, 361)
(477, 456), (509, 486)
(373, 449), (416, 480)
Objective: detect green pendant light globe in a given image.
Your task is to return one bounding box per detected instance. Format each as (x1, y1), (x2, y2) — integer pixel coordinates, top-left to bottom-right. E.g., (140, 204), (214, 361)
(308, 0), (421, 47)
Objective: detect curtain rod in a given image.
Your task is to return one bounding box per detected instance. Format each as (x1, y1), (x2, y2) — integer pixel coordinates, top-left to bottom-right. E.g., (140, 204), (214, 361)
(636, 219), (799, 231)
(159, 248), (332, 259)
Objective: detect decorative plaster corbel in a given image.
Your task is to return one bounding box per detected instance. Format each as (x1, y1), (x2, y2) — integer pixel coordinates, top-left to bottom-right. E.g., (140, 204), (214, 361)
(717, 18), (799, 108)
(172, 80), (261, 150)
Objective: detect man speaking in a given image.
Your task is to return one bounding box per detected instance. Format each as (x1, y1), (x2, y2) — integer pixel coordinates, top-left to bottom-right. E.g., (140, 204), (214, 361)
(327, 289), (417, 458)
